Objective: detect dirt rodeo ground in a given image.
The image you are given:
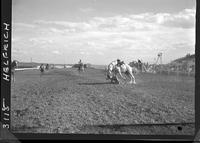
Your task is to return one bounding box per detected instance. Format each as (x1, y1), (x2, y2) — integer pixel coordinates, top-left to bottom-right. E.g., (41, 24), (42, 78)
(11, 67), (195, 135)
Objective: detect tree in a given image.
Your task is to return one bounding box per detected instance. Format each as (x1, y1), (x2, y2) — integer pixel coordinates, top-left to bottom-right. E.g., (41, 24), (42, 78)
(186, 53), (190, 58)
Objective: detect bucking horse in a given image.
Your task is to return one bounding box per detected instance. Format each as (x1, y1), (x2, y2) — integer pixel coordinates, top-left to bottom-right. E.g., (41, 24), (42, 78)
(106, 60), (137, 84)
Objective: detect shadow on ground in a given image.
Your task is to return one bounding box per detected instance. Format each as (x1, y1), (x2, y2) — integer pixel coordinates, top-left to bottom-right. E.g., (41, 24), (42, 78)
(78, 82), (115, 85)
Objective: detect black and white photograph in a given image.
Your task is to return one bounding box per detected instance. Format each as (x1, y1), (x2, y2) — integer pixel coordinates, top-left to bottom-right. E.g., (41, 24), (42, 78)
(10, 0), (196, 135)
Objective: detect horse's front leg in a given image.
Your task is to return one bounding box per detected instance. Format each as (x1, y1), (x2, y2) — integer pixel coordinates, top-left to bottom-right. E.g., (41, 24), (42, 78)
(115, 76), (120, 84)
(116, 67), (126, 80)
(119, 71), (126, 80)
(129, 73), (136, 84)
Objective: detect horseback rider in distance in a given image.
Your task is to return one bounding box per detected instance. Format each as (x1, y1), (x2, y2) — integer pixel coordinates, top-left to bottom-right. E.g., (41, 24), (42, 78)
(78, 59), (84, 72)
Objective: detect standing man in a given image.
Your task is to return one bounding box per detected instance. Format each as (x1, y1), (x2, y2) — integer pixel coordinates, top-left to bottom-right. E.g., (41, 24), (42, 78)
(39, 64), (45, 73)
(138, 59), (142, 72)
(78, 59), (84, 72)
(45, 64), (49, 70)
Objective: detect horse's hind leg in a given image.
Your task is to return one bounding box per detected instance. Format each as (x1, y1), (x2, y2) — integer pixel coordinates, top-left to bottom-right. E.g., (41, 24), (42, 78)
(115, 76), (120, 84)
(132, 75), (136, 84)
(124, 71), (133, 84)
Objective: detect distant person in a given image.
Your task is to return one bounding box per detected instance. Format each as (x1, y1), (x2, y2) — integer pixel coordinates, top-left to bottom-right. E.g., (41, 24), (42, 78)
(117, 59), (121, 66)
(39, 64), (45, 73)
(45, 64), (49, 70)
(138, 59), (142, 71)
(78, 59), (84, 73)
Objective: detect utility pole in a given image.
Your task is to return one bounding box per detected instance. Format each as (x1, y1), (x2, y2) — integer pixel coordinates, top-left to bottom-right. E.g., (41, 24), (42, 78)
(155, 52), (162, 65)
(31, 57), (33, 67)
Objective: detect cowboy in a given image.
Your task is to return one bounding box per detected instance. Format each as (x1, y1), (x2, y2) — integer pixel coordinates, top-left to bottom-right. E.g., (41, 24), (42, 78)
(138, 59), (143, 71)
(45, 64), (49, 70)
(117, 59), (125, 67)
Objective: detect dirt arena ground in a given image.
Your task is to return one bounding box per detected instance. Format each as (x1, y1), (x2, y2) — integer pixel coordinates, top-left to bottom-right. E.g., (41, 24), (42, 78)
(11, 67), (195, 134)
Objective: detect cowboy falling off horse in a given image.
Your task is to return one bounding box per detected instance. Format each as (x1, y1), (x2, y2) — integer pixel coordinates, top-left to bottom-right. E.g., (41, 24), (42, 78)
(106, 59), (138, 84)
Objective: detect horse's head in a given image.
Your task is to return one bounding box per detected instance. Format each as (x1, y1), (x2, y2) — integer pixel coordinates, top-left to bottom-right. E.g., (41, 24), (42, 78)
(106, 67), (113, 80)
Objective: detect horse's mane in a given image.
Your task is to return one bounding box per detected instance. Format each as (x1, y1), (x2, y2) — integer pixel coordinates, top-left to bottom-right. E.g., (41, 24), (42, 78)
(108, 60), (117, 67)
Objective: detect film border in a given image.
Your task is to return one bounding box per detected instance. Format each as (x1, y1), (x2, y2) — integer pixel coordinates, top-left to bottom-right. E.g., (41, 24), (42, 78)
(1, 0), (199, 141)
(1, 0), (12, 132)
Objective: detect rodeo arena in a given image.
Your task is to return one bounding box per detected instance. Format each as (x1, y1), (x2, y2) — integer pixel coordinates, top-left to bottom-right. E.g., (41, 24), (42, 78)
(11, 52), (195, 134)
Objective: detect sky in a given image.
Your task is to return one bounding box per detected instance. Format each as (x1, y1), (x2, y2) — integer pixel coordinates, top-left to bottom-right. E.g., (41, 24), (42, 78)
(12, 0), (196, 65)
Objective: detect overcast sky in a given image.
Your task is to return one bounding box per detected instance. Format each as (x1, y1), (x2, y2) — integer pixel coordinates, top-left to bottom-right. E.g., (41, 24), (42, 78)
(12, 0), (196, 65)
